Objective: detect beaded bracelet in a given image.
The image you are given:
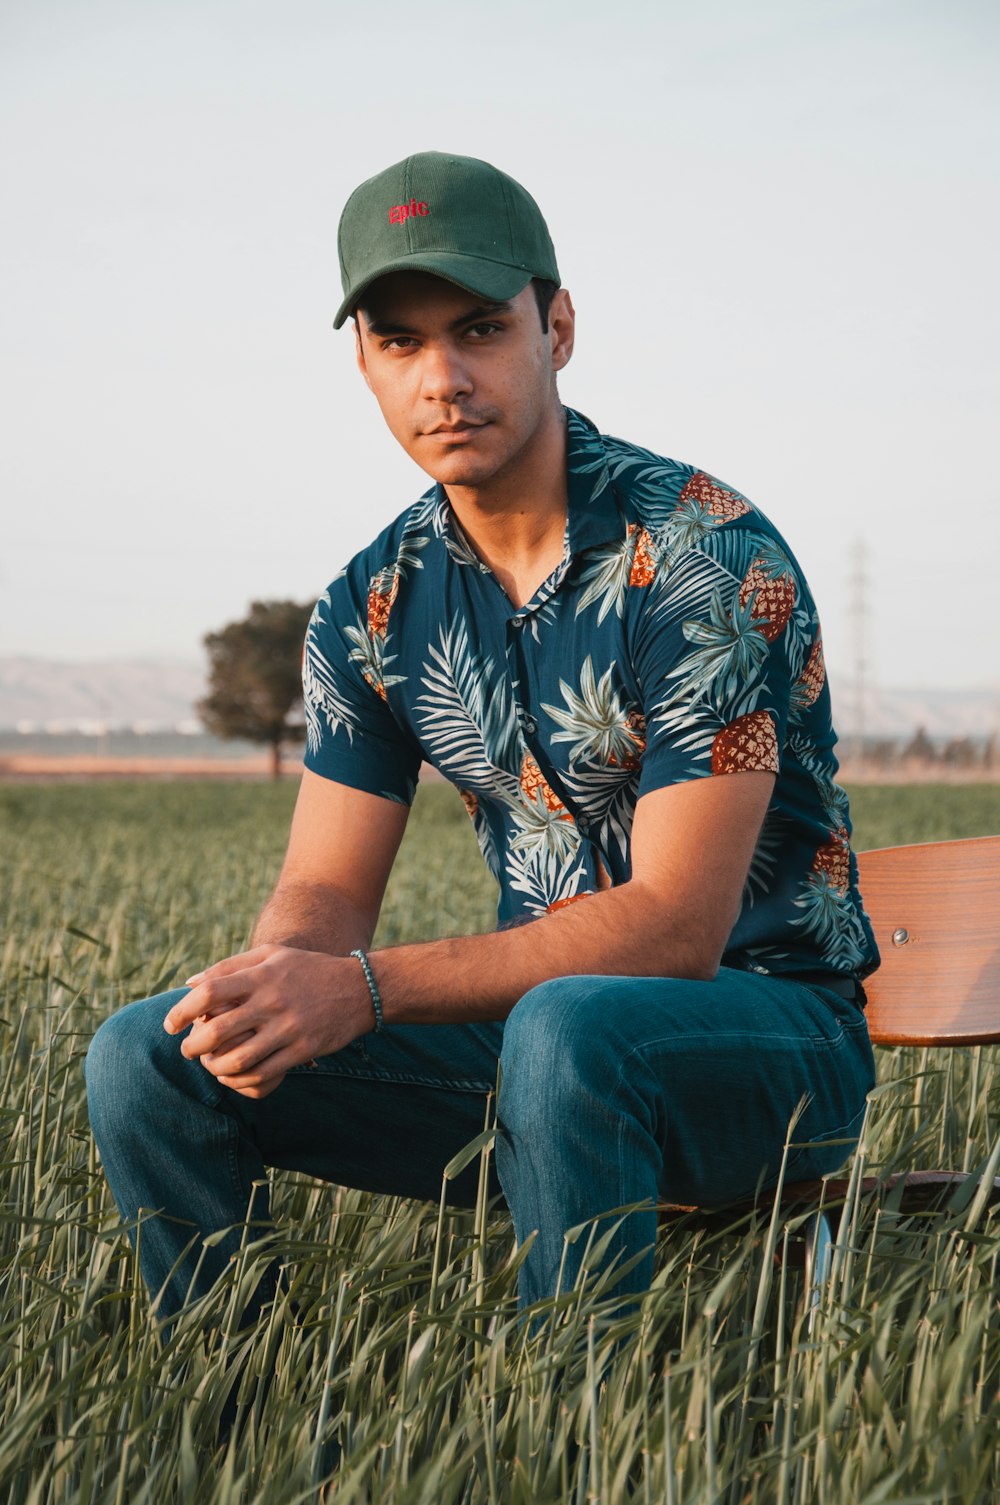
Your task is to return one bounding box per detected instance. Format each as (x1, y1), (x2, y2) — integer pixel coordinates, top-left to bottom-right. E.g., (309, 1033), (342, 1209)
(350, 948), (384, 1033)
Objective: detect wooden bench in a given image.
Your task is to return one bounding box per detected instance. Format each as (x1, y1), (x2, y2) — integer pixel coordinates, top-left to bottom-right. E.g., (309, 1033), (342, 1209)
(859, 832), (1000, 1048)
(661, 835), (1000, 1300)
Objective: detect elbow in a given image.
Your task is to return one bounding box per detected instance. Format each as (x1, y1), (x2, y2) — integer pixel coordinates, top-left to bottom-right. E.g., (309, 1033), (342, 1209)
(640, 930), (723, 985)
(641, 948), (720, 984)
(682, 947), (724, 984)
(681, 893), (740, 983)
(630, 888), (729, 983)
(685, 917), (735, 982)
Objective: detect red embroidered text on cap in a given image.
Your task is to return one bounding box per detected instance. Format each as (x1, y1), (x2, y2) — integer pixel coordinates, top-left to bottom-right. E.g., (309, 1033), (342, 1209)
(389, 199), (429, 225)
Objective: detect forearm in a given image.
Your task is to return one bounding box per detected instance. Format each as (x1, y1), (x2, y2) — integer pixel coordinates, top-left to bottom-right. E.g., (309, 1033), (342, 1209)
(251, 879), (375, 955)
(169, 778), (764, 1098)
(371, 879), (723, 1026)
(167, 882), (712, 1098)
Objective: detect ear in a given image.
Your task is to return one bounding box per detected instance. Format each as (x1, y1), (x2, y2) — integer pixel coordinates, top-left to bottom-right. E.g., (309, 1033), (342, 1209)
(354, 320), (373, 391)
(549, 289), (575, 373)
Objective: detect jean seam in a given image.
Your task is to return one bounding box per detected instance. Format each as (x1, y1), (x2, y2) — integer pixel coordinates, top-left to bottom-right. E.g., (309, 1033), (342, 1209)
(610, 1022), (870, 1198)
(189, 1067), (254, 1206)
(612, 1027), (832, 1082)
(289, 1061), (496, 1093)
(784, 1103), (869, 1175)
(222, 1108), (249, 1206)
(163, 1052), (252, 1206)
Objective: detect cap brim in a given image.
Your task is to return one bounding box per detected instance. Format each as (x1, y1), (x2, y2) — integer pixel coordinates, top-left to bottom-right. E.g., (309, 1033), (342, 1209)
(333, 253), (534, 329)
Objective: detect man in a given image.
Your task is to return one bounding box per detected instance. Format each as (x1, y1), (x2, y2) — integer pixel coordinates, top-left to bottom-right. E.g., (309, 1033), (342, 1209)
(86, 151), (878, 1323)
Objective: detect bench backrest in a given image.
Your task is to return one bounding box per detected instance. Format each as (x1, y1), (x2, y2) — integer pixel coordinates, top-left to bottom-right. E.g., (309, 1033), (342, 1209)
(857, 834), (1000, 1047)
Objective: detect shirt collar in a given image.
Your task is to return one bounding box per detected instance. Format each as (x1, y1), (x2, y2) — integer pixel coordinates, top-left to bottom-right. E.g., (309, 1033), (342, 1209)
(563, 407), (624, 556)
(430, 406), (624, 566)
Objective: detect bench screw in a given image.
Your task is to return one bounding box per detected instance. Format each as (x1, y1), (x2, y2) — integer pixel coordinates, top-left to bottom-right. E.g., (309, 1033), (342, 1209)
(892, 928), (909, 945)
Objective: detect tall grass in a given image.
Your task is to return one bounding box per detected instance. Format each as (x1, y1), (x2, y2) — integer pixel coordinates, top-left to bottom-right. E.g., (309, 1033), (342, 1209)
(2, 780), (999, 1503)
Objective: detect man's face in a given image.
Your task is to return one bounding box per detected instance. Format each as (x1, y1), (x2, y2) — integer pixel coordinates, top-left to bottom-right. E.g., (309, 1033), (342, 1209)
(354, 272), (574, 492)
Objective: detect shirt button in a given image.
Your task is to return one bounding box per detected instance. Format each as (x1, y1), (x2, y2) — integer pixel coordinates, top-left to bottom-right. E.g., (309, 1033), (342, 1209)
(577, 816), (590, 835)
(510, 616), (524, 629)
(523, 717), (537, 735)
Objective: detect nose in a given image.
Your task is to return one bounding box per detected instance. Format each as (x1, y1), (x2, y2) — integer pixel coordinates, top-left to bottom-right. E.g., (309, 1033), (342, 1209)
(419, 339), (472, 404)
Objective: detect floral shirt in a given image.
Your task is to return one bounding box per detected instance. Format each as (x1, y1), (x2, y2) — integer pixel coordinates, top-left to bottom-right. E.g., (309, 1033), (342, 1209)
(303, 408), (879, 979)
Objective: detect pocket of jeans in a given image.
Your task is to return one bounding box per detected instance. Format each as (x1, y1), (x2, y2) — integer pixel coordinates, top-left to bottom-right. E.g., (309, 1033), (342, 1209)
(805, 989), (875, 1082)
(782, 1099), (869, 1181)
(290, 1035), (371, 1073)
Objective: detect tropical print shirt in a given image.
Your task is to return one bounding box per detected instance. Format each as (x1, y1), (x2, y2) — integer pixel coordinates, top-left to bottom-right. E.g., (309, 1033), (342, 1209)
(303, 408), (879, 980)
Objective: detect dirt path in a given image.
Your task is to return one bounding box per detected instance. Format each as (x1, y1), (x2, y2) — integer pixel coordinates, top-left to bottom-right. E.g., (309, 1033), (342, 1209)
(0, 754), (448, 783)
(0, 753), (994, 785)
(0, 753), (286, 781)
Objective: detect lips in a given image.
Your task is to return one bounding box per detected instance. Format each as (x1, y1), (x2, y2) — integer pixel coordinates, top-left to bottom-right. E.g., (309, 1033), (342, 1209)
(423, 421), (491, 443)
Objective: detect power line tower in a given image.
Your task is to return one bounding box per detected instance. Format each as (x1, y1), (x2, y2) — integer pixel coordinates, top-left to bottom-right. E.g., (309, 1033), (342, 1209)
(848, 537), (873, 774)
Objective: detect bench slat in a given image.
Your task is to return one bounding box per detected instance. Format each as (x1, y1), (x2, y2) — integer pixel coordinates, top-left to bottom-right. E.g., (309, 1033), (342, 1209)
(858, 835), (1000, 1046)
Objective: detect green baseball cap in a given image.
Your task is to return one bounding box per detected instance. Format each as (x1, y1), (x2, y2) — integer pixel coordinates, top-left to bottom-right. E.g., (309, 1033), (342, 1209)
(334, 151), (560, 329)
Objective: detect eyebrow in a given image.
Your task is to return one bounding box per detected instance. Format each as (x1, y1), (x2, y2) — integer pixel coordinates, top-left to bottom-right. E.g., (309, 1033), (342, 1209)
(364, 300), (514, 338)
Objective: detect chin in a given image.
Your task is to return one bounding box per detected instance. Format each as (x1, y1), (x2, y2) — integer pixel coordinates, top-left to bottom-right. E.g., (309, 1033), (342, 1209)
(434, 465), (492, 487)
(415, 451), (499, 489)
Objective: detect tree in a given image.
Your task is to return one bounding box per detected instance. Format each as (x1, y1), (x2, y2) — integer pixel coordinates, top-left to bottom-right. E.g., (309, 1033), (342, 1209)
(943, 736), (977, 771)
(901, 725), (938, 767)
(198, 599), (314, 781)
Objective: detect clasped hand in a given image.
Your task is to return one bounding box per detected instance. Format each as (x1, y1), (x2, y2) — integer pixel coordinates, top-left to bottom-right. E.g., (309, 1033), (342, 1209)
(163, 943), (372, 1099)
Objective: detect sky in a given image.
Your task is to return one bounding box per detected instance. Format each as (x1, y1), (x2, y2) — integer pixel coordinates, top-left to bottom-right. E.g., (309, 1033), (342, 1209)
(1, 0), (997, 702)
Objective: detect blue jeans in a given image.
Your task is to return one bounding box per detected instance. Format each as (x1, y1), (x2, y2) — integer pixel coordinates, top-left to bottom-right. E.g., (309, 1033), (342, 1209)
(84, 969), (875, 1318)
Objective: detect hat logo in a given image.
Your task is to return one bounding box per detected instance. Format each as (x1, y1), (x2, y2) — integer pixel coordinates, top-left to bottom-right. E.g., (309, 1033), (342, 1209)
(389, 198), (429, 225)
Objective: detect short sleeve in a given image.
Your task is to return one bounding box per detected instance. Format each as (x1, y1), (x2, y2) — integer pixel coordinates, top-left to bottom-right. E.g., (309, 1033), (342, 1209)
(633, 530), (811, 798)
(302, 561), (423, 806)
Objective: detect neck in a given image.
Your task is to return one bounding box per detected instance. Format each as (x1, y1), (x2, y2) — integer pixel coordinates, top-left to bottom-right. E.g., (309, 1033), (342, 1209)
(444, 402), (569, 607)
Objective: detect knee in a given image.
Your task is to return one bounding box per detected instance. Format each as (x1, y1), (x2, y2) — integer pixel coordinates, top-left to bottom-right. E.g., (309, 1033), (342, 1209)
(85, 989), (193, 1133)
(499, 977), (620, 1129)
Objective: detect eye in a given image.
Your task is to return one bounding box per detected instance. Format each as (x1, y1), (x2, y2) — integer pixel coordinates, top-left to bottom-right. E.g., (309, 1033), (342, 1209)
(382, 335), (417, 352)
(465, 322), (502, 340)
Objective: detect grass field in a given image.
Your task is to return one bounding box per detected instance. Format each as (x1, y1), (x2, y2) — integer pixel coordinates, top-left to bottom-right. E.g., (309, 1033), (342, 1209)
(2, 780), (1000, 1503)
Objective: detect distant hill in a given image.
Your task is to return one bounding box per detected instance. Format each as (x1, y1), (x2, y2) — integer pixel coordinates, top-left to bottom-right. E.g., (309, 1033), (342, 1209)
(834, 685), (1000, 743)
(1, 655), (998, 742)
(0, 657), (206, 730)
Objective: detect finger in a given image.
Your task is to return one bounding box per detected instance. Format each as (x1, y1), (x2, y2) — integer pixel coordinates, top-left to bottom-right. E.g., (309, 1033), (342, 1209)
(194, 1023), (288, 1079)
(208, 1036), (303, 1084)
(194, 1000), (241, 1024)
(180, 1001), (243, 1056)
(184, 1023), (256, 1063)
(164, 971), (258, 1035)
(184, 945), (275, 988)
(218, 1072), (288, 1101)
(214, 1045), (302, 1096)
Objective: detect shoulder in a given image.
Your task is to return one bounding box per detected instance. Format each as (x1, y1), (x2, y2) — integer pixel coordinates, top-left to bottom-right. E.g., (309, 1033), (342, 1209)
(583, 418), (814, 599)
(599, 426), (760, 548)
